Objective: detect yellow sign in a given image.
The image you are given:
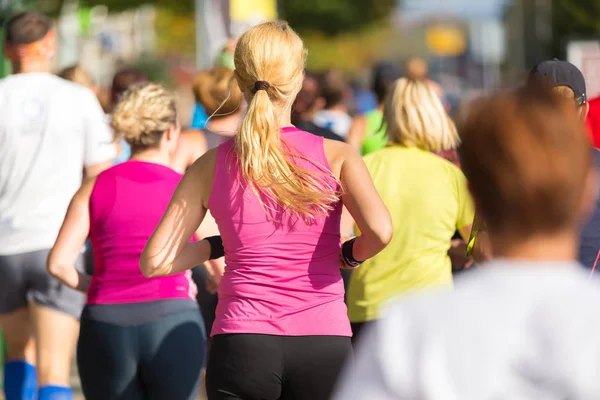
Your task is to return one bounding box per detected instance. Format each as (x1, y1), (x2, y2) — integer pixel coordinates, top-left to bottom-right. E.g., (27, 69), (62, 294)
(425, 24), (466, 57)
(230, 0), (278, 22)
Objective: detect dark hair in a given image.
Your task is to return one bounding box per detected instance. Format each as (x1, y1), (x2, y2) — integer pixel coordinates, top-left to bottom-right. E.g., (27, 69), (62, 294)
(458, 84), (592, 237)
(292, 70), (321, 121)
(110, 67), (147, 108)
(372, 62), (400, 104)
(319, 69), (348, 108)
(5, 11), (51, 45)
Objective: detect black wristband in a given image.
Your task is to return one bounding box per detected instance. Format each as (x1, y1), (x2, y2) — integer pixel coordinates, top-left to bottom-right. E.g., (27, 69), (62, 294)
(205, 236), (224, 260)
(341, 237), (363, 268)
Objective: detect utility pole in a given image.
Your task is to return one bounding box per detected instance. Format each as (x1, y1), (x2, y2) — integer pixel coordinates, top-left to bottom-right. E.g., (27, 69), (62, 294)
(0, 0), (13, 78)
(505, 0), (526, 82)
(195, 0), (230, 70)
(506, 0), (552, 79)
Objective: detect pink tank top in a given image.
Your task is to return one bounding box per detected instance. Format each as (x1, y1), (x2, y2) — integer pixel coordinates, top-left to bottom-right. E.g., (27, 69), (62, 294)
(209, 127), (351, 336)
(87, 161), (197, 304)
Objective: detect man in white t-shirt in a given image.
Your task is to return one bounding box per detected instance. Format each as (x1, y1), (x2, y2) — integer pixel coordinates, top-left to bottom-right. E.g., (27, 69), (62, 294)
(333, 84), (600, 400)
(0, 11), (115, 400)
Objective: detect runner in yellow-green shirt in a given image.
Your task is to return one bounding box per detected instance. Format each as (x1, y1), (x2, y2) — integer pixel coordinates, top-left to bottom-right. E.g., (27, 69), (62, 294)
(346, 78), (475, 343)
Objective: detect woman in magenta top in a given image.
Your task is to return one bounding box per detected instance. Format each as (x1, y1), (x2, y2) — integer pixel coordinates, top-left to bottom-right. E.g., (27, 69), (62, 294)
(142, 21), (392, 400)
(48, 83), (221, 400)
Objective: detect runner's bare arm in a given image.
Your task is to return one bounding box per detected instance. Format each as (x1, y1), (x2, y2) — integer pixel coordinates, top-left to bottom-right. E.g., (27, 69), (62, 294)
(346, 115), (367, 151)
(340, 206), (355, 238)
(195, 210), (225, 285)
(141, 149), (218, 278)
(337, 142), (393, 261)
(47, 178), (96, 292)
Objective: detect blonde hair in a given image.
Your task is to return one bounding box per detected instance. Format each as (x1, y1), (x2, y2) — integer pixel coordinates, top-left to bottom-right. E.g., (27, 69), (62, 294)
(234, 21), (339, 222)
(552, 85), (576, 99)
(58, 64), (94, 88)
(384, 78), (459, 151)
(111, 82), (177, 151)
(193, 66), (242, 117)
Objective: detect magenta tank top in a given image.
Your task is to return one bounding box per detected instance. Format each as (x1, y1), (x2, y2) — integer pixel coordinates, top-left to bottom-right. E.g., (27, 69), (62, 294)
(209, 127), (351, 337)
(87, 161), (197, 305)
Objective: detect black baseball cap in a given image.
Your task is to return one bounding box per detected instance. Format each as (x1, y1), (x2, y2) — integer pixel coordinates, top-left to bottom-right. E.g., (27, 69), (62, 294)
(528, 59), (587, 106)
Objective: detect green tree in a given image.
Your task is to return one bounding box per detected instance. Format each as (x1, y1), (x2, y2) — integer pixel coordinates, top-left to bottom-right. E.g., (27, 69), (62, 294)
(552, 0), (600, 55)
(280, 0), (396, 36)
(83, 0), (193, 14)
(27, 0), (194, 16)
(27, 0), (396, 37)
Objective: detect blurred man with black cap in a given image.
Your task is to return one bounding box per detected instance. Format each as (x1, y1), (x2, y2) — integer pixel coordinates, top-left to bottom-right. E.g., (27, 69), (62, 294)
(528, 59), (600, 273)
(528, 59), (589, 119)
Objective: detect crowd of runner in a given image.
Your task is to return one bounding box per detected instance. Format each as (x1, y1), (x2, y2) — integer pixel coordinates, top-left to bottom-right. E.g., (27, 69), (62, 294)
(1, 9), (600, 400)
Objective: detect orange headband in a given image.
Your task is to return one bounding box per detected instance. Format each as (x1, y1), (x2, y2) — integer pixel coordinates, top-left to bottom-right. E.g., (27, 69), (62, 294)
(4, 30), (55, 61)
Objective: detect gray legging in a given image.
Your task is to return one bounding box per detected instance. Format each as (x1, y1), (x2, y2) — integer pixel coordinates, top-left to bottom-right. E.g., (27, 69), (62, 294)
(77, 303), (205, 400)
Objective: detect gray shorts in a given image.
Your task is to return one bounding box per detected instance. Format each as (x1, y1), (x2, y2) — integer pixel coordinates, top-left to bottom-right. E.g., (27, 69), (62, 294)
(0, 249), (85, 318)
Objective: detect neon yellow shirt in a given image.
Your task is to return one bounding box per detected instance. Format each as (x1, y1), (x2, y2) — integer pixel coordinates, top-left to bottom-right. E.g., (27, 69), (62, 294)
(347, 146), (475, 323)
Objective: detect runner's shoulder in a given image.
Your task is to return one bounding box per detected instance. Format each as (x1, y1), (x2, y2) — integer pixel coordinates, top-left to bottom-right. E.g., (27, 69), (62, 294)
(0, 73), (95, 100)
(322, 138), (360, 174)
(323, 137), (354, 157)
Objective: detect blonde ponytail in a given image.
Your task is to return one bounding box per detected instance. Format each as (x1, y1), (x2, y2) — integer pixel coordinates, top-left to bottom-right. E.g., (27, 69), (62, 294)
(233, 21), (339, 222)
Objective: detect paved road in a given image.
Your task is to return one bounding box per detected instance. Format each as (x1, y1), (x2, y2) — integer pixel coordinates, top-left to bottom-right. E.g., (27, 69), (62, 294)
(0, 359), (205, 400)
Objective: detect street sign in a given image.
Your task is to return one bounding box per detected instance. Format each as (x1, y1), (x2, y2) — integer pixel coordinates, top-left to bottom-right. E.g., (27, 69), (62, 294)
(425, 24), (466, 57)
(469, 19), (506, 64)
(567, 40), (600, 100)
(401, 0), (507, 20)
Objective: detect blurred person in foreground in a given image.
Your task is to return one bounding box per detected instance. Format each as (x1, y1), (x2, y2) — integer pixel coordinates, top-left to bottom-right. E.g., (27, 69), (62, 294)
(347, 62), (400, 155)
(0, 11), (115, 400)
(48, 83), (215, 400)
(334, 84), (600, 400)
(345, 78), (475, 345)
(527, 60), (600, 273)
(313, 69), (353, 138)
(291, 70), (344, 142)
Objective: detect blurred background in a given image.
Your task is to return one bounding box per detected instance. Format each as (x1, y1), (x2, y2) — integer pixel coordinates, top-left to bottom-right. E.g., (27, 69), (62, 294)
(1, 0), (599, 123)
(1, 1), (600, 398)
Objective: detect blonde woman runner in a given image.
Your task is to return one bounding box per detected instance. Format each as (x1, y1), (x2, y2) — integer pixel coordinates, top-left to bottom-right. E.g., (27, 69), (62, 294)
(346, 78), (475, 344)
(48, 83), (219, 400)
(141, 21), (392, 400)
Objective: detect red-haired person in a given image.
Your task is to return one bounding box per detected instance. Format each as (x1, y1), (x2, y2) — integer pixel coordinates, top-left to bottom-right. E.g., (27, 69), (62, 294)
(335, 83), (600, 400)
